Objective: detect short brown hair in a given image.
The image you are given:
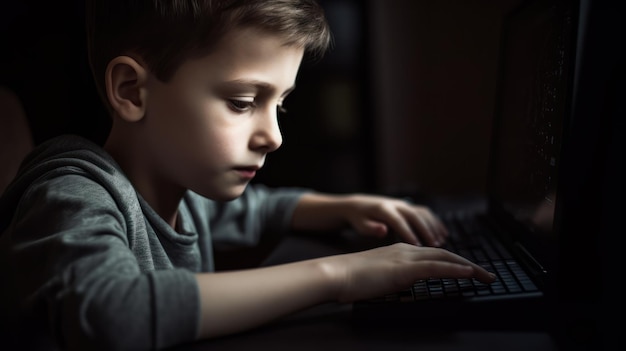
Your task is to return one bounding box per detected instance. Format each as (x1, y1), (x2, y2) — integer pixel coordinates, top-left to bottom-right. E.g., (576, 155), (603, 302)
(86, 0), (332, 112)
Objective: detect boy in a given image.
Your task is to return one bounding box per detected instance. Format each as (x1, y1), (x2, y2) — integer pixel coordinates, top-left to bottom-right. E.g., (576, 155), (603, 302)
(0, 0), (495, 350)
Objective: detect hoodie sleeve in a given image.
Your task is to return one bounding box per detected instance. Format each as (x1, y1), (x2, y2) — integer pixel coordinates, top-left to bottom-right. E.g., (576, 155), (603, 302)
(1, 174), (199, 351)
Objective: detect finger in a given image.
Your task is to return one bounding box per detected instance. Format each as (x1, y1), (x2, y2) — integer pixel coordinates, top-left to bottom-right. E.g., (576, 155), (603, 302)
(471, 265), (497, 283)
(410, 246), (473, 265)
(383, 244), (496, 284)
(399, 206), (440, 247)
(415, 207), (449, 245)
(411, 261), (496, 283)
(419, 209), (448, 238)
(396, 199), (445, 244)
(412, 260), (473, 279)
(411, 247), (496, 283)
(417, 208), (449, 242)
(383, 210), (421, 246)
(354, 219), (388, 238)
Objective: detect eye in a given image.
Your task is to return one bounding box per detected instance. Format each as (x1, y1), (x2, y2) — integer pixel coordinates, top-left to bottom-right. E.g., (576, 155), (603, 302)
(227, 99), (256, 113)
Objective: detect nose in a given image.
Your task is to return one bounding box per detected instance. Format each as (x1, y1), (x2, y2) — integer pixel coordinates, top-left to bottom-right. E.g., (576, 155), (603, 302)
(249, 107), (283, 153)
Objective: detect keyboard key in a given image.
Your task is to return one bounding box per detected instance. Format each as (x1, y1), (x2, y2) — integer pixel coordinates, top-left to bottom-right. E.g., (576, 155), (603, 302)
(376, 215), (543, 304)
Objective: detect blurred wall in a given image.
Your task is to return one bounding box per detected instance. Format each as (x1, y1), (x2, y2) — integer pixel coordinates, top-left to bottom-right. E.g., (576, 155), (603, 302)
(0, 0), (110, 146)
(368, 0), (522, 197)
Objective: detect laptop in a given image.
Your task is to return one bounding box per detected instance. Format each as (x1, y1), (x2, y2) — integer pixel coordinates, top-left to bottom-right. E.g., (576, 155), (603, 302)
(352, 0), (580, 332)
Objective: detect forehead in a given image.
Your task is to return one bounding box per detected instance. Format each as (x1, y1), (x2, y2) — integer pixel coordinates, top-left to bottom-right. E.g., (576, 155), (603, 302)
(172, 26), (305, 86)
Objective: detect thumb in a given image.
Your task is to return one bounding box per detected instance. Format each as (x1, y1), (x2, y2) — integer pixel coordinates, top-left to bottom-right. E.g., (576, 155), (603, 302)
(353, 219), (388, 238)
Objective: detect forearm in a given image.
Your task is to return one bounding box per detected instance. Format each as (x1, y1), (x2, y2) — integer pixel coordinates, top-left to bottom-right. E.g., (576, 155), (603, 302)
(290, 192), (352, 231)
(195, 242), (498, 339)
(195, 258), (336, 339)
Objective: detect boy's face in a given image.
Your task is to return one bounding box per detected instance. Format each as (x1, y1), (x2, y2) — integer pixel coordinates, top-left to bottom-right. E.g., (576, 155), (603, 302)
(141, 27), (304, 201)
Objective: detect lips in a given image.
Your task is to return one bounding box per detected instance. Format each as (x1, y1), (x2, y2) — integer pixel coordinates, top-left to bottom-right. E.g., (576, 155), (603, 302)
(234, 165), (260, 179)
(234, 165), (260, 171)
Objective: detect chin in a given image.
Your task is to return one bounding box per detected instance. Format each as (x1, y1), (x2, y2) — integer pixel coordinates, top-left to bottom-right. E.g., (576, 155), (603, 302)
(197, 185), (247, 202)
(213, 193), (243, 202)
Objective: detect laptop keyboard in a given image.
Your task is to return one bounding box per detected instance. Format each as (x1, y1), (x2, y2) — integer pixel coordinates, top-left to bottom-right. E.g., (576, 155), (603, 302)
(370, 213), (540, 303)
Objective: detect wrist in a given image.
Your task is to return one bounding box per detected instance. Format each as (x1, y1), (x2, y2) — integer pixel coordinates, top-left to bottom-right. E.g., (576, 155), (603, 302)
(334, 194), (363, 226)
(313, 257), (344, 302)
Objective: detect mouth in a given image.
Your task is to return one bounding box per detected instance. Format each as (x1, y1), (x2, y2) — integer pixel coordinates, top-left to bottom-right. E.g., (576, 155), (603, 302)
(233, 165), (260, 179)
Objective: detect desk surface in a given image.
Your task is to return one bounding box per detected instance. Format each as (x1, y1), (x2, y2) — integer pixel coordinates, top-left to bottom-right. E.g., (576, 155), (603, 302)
(172, 302), (558, 351)
(170, 233), (562, 351)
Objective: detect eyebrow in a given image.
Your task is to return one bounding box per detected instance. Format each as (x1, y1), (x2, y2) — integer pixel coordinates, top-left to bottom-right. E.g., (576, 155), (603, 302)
(222, 79), (296, 97)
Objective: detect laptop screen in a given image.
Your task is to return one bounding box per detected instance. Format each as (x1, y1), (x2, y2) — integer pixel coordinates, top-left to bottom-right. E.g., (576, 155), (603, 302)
(487, 0), (577, 245)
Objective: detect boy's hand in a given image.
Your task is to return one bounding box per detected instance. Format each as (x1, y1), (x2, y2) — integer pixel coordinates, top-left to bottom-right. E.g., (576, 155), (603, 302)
(341, 194), (448, 247)
(292, 193), (448, 247)
(320, 242), (496, 303)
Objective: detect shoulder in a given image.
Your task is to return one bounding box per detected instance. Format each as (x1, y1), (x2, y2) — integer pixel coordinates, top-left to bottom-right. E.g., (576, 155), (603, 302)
(17, 173), (122, 225)
(16, 135), (135, 201)
(15, 135), (127, 188)
(2, 135), (141, 232)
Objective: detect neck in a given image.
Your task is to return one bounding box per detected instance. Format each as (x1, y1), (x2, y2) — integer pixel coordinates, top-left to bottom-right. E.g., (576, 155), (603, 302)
(104, 127), (185, 230)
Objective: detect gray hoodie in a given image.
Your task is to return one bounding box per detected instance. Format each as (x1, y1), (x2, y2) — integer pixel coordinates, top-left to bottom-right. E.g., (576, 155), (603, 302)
(0, 135), (306, 350)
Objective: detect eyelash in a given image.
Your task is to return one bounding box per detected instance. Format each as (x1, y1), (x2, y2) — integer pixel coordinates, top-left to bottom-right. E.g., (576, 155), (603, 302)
(228, 99), (256, 112)
(227, 99), (288, 114)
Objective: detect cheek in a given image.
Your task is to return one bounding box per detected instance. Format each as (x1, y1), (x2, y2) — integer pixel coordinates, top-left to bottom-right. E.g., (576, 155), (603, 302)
(150, 92), (209, 144)
(181, 105), (246, 165)
(143, 94), (207, 164)
(196, 120), (243, 161)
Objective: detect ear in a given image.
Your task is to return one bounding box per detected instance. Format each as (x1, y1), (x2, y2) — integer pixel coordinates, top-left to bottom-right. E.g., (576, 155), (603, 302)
(105, 56), (149, 122)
